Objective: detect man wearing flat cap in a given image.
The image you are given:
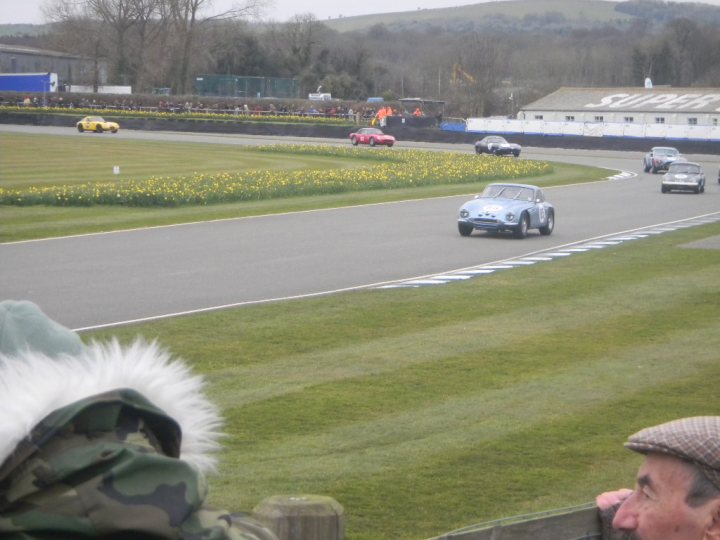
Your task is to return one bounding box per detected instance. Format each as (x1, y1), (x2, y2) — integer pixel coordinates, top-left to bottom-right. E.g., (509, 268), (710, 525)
(597, 417), (720, 540)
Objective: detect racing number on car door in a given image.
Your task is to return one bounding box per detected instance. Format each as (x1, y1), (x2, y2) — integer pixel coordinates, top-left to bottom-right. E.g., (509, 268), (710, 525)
(539, 205), (547, 224)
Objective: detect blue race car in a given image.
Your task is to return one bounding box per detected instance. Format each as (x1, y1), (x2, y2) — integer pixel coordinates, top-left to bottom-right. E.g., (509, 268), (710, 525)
(457, 183), (555, 239)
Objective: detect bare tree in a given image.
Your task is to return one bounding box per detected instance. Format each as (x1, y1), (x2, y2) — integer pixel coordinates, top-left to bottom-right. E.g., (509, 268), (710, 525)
(666, 18), (705, 86)
(205, 20), (267, 76)
(125, 0), (167, 91)
(91, 0), (141, 84)
(165, 0), (261, 94)
(44, 0), (150, 88)
(452, 33), (505, 117)
(43, 0), (108, 89)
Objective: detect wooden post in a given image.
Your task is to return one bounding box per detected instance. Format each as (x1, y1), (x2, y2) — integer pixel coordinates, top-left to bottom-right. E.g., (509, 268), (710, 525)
(253, 495), (344, 540)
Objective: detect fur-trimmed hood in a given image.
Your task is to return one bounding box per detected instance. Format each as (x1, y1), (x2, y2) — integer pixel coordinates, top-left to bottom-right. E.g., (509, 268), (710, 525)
(0, 338), (223, 474)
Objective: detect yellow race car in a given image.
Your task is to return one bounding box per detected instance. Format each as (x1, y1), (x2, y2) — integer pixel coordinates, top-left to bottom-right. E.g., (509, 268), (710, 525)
(76, 116), (120, 133)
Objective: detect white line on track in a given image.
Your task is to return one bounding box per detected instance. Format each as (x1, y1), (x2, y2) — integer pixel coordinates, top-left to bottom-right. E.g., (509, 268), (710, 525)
(375, 212), (720, 292)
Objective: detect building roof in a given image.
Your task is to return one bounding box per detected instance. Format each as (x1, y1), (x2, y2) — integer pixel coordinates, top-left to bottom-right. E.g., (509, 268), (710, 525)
(0, 43), (84, 60)
(521, 87), (720, 115)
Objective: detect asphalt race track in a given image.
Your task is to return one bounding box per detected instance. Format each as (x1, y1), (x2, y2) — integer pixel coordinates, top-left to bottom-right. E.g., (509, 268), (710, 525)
(1, 125), (719, 330)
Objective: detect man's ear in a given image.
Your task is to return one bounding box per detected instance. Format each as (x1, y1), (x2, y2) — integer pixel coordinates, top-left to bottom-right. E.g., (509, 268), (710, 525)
(704, 500), (720, 540)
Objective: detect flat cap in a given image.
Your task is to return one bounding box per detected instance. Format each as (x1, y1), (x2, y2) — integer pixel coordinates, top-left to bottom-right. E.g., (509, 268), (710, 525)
(626, 416), (720, 490)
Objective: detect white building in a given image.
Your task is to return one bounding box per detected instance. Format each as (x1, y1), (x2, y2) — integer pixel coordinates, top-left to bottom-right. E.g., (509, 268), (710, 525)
(518, 87), (720, 127)
(466, 86), (720, 141)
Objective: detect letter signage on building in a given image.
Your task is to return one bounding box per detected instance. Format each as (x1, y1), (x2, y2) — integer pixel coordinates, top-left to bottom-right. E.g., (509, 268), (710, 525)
(584, 92), (720, 112)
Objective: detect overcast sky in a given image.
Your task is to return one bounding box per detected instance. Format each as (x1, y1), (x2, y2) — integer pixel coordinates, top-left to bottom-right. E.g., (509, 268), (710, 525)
(1, 0), (495, 24)
(3, 0), (720, 25)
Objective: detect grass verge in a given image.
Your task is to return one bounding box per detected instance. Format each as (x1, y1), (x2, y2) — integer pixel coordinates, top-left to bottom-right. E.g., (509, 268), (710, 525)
(85, 222), (720, 539)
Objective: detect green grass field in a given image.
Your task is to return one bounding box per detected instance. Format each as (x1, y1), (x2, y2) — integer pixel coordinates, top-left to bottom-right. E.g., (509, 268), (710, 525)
(5, 130), (717, 539)
(85, 222), (720, 540)
(0, 132), (371, 188)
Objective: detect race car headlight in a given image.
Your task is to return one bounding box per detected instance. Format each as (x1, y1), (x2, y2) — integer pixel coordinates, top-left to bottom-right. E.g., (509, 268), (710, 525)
(460, 209), (469, 218)
(505, 212), (515, 221)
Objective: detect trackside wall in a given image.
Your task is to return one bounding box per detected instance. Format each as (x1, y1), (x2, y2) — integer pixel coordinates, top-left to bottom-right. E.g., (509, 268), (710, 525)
(466, 117), (720, 142)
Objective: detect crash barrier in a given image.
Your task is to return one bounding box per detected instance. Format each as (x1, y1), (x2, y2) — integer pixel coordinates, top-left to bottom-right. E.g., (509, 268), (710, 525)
(253, 495), (345, 540)
(465, 117), (720, 141)
(440, 118), (468, 132)
(426, 502), (621, 540)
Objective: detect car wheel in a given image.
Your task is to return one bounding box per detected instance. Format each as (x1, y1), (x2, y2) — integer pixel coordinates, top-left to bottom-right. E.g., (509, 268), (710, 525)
(475, 146), (482, 154)
(539, 211), (554, 236)
(513, 151), (520, 157)
(695, 185), (701, 194)
(110, 128), (118, 133)
(661, 185), (668, 193)
(77, 125), (84, 132)
(651, 166), (658, 174)
(458, 223), (474, 237)
(513, 214), (529, 239)
(387, 142), (394, 147)
(95, 125), (103, 133)
(370, 138), (376, 146)
(351, 137), (358, 146)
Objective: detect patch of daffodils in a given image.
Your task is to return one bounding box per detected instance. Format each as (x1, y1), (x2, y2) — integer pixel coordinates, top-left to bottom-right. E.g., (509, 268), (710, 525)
(0, 145), (552, 207)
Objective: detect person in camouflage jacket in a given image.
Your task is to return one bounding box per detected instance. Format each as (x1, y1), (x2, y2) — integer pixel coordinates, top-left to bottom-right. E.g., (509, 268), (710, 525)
(0, 300), (278, 540)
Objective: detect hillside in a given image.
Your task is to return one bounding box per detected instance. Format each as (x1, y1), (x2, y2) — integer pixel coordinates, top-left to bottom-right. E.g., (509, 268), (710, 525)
(323, 0), (633, 32)
(4, 0), (720, 38)
(320, 0), (720, 33)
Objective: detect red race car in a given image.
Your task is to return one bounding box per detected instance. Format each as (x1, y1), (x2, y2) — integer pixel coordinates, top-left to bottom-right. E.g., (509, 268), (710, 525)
(349, 127), (395, 147)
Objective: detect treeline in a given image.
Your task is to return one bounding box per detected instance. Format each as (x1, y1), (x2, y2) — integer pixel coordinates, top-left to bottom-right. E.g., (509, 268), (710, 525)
(7, 0), (720, 118)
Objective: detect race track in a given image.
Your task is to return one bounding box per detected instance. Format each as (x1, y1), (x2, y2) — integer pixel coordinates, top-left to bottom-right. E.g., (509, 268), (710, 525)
(1, 125), (719, 330)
